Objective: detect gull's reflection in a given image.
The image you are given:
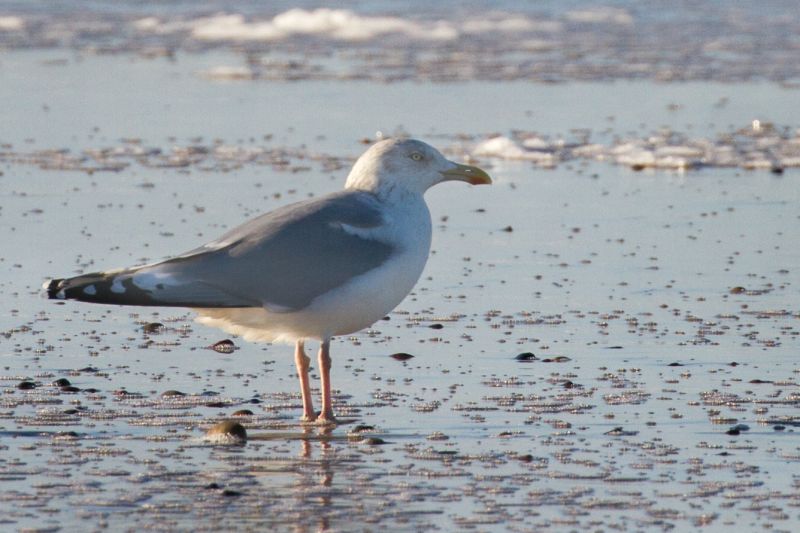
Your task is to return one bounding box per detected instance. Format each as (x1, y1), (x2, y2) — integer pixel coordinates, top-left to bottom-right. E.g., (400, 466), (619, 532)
(295, 425), (336, 532)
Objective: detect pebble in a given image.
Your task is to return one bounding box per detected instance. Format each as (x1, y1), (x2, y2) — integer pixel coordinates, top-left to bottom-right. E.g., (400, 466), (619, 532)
(142, 322), (165, 334)
(210, 339), (236, 354)
(205, 420), (247, 443)
(541, 356), (571, 363)
(604, 427), (639, 436)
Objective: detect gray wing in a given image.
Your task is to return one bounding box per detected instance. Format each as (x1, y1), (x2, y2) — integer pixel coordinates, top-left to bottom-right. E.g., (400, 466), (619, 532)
(46, 190), (395, 310)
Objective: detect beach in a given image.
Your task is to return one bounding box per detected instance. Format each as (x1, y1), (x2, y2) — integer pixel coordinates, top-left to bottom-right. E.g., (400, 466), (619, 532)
(1, 3), (799, 531)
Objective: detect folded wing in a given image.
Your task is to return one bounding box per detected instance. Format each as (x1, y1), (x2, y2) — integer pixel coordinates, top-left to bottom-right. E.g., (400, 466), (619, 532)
(46, 191), (394, 311)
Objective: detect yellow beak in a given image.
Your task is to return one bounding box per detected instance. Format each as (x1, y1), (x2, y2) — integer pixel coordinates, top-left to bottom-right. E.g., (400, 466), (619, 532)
(439, 163), (492, 185)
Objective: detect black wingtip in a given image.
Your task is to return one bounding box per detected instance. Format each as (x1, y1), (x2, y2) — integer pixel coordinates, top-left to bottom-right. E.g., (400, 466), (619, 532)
(44, 278), (66, 299)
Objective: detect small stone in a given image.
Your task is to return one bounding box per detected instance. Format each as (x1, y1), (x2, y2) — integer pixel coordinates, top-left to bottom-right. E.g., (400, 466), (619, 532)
(161, 389), (186, 398)
(729, 286), (747, 294)
(210, 339), (236, 354)
(231, 409), (254, 416)
(60, 385), (81, 393)
(390, 352), (414, 361)
(206, 420), (247, 442)
(52, 378), (71, 387)
(142, 322), (165, 334)
(364, 437), (386, 445)
(428, 323), (444, 330)
(221, 489), (242, 497)
(605, 427), (638, 436)
(515, 352), (537, 362)
(667, 362), (684, 367)
(542, 355), (571, 363)
(17, 381), (36, 390)
(352, 424), (375, 433)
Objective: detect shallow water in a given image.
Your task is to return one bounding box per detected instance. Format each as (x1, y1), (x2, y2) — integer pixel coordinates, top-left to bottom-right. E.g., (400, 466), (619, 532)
(1, 34), (799, 533)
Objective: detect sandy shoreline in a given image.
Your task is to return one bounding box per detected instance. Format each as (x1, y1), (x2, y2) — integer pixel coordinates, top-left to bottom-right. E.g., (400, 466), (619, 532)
(1, 26), (799, 533)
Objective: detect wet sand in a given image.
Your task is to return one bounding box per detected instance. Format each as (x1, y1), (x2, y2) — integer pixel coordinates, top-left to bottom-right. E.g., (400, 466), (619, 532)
(1, 48), (799, 532)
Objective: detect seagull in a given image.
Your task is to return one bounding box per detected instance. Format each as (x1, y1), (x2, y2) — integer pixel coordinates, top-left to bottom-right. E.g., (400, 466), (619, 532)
(44, 139), (491, 424)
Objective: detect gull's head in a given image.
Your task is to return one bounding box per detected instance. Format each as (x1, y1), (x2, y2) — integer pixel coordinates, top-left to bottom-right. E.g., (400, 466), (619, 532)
(345, 138), (491, 197)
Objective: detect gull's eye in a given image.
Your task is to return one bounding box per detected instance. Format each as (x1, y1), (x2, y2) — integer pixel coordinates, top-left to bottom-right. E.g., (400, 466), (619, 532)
(410, 152), (423, 161)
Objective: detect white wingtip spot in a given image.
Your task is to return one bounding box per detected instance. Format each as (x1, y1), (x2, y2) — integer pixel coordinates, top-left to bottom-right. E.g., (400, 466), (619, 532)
(56, 290), (66, 299)
(83, 285), (97, 296)
(111, 278), (126, 294)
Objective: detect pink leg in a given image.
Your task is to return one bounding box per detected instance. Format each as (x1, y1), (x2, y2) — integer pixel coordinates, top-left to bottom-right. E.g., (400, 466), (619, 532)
(294, 340), (316, 422)
(316, 340), (337, 424)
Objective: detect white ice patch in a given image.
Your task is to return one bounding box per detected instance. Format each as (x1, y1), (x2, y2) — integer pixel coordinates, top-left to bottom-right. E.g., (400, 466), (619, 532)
(472, 136), (556, 165)
(0, 16), (24, 31)
(565, 7), (634, 25)
(132, 16), (160, 31)
(461, 16), (538, 34)
(134, 9), (565, 44)
(198, 66), (254, 81)
(613, 141), (701, 170)
(83, 285), (97, 296)
(190, 10), (459, 42)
